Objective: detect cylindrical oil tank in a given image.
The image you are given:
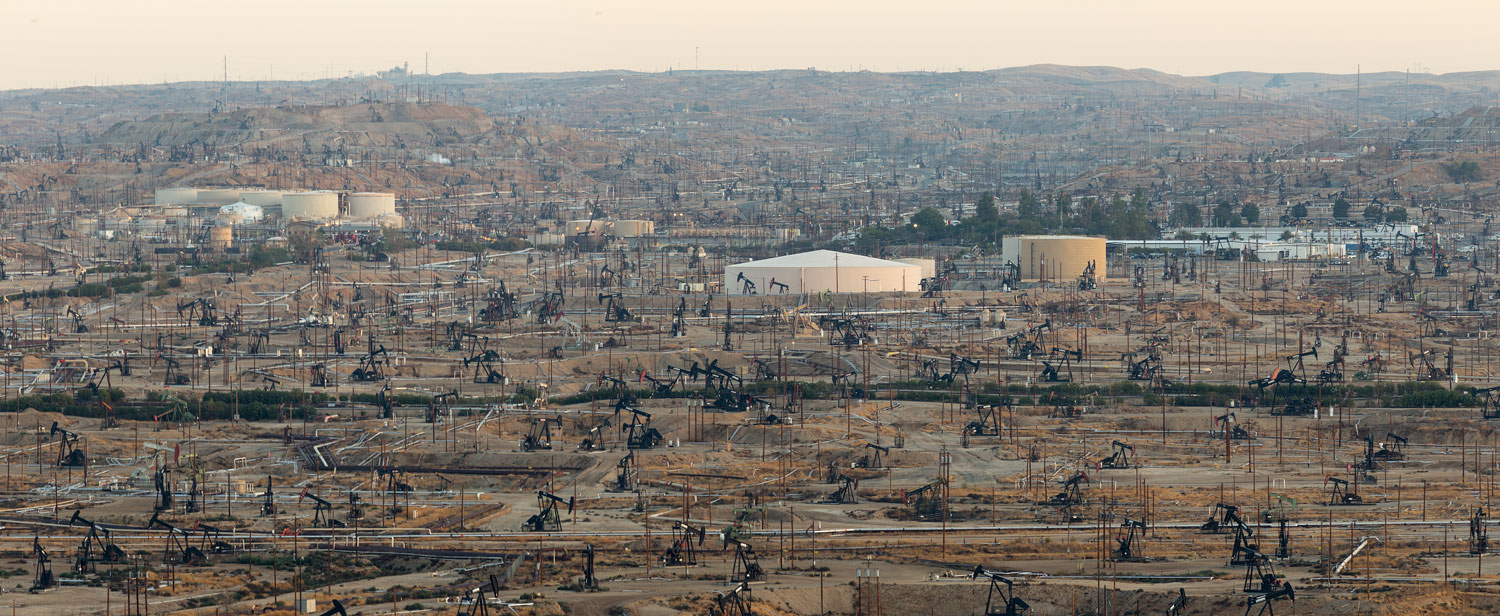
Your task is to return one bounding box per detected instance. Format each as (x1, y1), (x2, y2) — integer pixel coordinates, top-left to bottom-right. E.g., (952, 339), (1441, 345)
(155, 188), (198, 205)
(347, 192), (397, 218)
(375, 214), (405, 228)
(282, 191), (340, 220)
(209, 226), (233, 250)
(999, 235), (1107, 282)
(240, 190), (285, 206)
(566, 220), (607, 235)
(219, 203), (264, 224)
(196, 188), (242, 205)
(612, 220), (655, 237)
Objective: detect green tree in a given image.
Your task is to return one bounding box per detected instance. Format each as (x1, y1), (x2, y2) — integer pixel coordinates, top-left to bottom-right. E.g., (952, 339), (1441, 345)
(911, 207), (947, 240)
(1289, 203), (1308, 220)
(1171, 202), (1202, 227)
(1362, 204), (1384, 221)
(1018, 189), (1041, 219)
(1332, 198), (1351, 219)
(1385, 207), (1408, 223)
(1212, 201), (1241, 226)
(1442, 161), (1482, 183)
(975, 192), (999, 225)
(1240, 202), (1260, 224)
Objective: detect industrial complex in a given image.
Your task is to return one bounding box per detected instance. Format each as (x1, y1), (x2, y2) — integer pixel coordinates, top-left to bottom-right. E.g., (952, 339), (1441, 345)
(0, 62), (1499, 616)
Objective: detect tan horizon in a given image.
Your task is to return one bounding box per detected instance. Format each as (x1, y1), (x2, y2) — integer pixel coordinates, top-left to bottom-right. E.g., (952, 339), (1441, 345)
(0, 0), (1489, 90)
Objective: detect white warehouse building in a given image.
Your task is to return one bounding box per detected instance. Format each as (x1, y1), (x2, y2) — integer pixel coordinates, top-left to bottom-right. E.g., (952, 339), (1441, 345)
(725, 250), (922, 295)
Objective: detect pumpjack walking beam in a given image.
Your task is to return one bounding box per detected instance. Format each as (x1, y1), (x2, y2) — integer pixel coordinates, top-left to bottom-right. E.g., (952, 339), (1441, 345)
(1243, 582), (1294, 616)
(970, 566), (1029, 616)
(663, 521), (707, 566)
(522, 491), (575, 532)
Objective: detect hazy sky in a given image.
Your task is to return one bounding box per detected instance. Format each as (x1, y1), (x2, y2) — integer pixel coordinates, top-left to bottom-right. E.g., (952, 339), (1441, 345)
(1, 0), (1492, 90)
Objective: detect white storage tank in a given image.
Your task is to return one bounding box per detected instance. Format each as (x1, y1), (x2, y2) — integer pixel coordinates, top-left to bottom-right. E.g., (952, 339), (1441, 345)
(282, 191), (340, 220)
(347, 192), (397, 218)
(155, 188), (198, 205)
(240, 190), (285, 206)
(219, 202), (265, 224)
(196, 188), (242, 205)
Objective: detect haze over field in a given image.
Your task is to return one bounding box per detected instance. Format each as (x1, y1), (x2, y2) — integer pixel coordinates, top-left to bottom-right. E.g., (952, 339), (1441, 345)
(1, 0), (1492, 89)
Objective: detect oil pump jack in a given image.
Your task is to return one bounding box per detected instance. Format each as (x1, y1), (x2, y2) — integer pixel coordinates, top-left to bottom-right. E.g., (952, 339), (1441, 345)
(1374, 432), (1408, 462)
(192, 522), (236, 554)
(1471, 508), (1489, 554)
(712, 581), (752, 616)
(260, 476), (277, 516)
(724, 537), (764, 583)
(825, 474), (859, 504)
(1099, 440), (1134, 470)
(1475, 385), (1500, 419)
(301, 487), (344, 528)
(521, 417), (554, 451)
(147, 512), (209, 566)
(1325, 476), (1362, 505)
(1201, 504), (1260, 566)
(1047, 471), (1089, 507)
(419, 390), (454, 425)
(49, 421), (86, 468)
(153, 464), (173, 512)
(962, 400), (1008, 447)
(598, 291), (639, 322)
(970, 566), (1029, 616)
(736, 272), (757, 294)
(619, 403), (664, 450)
(30, 537), (53, 592)
(1238, 546), (1281, 593)
(69, 511), (125, 572)
(663, 521), (707, 566)
(1243, 582), (1294, 616)
(613, 450), (637, 492)
(1113, 518), (1147, 561)
(314, 601), (350, 616)
(350, 336), (389, 382)
(1166, 589), (1187, 616)
(523, 491), (574, 532)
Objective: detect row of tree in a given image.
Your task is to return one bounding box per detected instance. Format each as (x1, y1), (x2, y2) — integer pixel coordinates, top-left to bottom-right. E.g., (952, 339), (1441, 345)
(859, 188), (1160, 250)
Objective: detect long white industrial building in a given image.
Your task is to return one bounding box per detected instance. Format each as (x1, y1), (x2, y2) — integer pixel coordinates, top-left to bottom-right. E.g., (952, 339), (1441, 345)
(725, 250), (922, 295)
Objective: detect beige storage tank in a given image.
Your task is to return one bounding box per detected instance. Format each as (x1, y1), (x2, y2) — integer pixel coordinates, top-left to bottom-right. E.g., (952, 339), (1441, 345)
(240, 190), (285, 206)
(375, 214), (405, 228)
(347, 192), (397, 218)
(196, 188), (242, 205)
(209, 226), (233, 250)
(611, 220), (655, 237)
(160, 207), (189, 218)
(155, 188), (198, 205)
(282, 191), (340, 220)
(567, 219), (609, 235)
(999, 235), (1107, 282)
